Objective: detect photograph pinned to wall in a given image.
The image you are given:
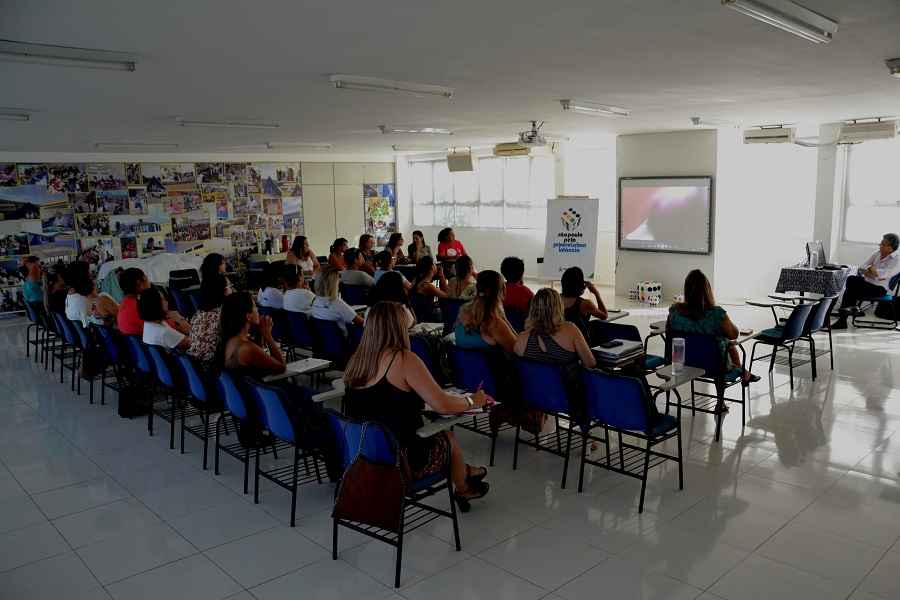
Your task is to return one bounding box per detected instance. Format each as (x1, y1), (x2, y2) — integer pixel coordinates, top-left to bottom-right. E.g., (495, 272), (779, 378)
(95, 190), (129, 214)
(215, 198), (229, 220)
(120, 235), (139, 259)
(263, 196), (282, 215)
(268, 215), (284, 234)
(290, 217), (303, 236)
(232, 196), (250, 216)
(138, 232), (169, 256)
(232, 182), (248, 198)
(167, 190), (202, 214)
(87, 163), (126, 190)
(196, 162), (224, 184)
(363, 183), (397, 246)
(225, 162), (248, 182)
(171, 208), (211, 250)
(40, 200), (75, 234)
(247, 164), (262, 186)
(246, 194), (261, 214)
(0, 185), (66, 220)
(142, 163), (196, 188)
(111, 213), (170, 237)
(261, 177), (281, 195)
(247, 214), (266, 230)
(69, 192), (96, 214)
(27, 233), (77, 260)
(230, 226), (257, 249)
(282, 195), (302, 223)
(76, 213), (111, 237)
(17, 164), (48, 186)
(128, 188), (148, 214)
(279, 182), (301, 197)
(78, 237), (115, 266)
(0, 233), (29, 257)
(200, 184), (229, 205)
(148, 189), (167, 205)
(125, 162), (142, 186)
(47, 164), (88, 193)
(214, 221), (230, 239)
(258, 163), (298, 184)
(0, 164), (17, 187)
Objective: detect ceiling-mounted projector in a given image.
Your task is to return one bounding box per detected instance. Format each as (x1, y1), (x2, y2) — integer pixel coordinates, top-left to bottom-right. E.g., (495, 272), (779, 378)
(743, 127), (795, 144)
(839, 121), (897, 144)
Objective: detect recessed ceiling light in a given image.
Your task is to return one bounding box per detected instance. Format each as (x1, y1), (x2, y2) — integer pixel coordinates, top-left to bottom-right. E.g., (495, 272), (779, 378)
(886, 58), (900, 79)
(265, 142), (333, 151)
(0, 39), (136, 71)
(330, 74), (453, 98)
(176, 118), (279, 130)
(560, 99), (630, 117)
(0, 111), (29, 122)
(379, 125), (453, 135)
(95, 142), (180, 150)
(721, 0), (838, 44)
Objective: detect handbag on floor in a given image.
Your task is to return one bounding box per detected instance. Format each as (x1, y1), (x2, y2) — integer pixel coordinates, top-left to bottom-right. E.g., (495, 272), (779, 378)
(332, 423), (406, 532)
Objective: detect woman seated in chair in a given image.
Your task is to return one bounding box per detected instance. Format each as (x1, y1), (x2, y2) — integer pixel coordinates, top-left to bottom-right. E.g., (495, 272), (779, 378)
(310, 268), (363, 334)
(560, 266), (608, 345)
(139, 287), (191, 351)
(669, 269), (759, 386)
(454, 271), (517, 353)
(514, 288), (596, 369)
(410, 256), (448, 323)
(256, 262), (284, 309)
(344, 302), (491, 504)
(367, 271), (415, 328)
(188, 273), (230, 370)
(446, 255), (476, 299)
(386, 232), (409, 265)
(64, 260), (118, 328)
(286, 235), (320, 275)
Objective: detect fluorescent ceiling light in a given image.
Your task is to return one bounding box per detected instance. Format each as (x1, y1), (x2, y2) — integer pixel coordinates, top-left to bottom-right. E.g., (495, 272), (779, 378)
(0, 111), (29, 122)
(887, 58), (900, 79)
(391, 144), (448, 152)
(176, 118), (279, 130)
(379, 125), (453, 135)
(95, 142), (179, 150)
(265, 142), (332, 151)
(0, 39), (136, 71)
(721, 0), (838, 44)
(560, 99), (630, 117)
(690, 116), (738, 127)
(330, 74), (453, 98)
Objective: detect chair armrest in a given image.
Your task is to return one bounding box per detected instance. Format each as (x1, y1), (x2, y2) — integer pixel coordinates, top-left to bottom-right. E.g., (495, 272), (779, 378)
(653, 365), (706, 389)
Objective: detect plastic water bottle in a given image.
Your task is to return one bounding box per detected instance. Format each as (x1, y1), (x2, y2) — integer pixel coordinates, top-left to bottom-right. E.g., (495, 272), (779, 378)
(672, 338), (686, 374)
(809, 252), (818, 269)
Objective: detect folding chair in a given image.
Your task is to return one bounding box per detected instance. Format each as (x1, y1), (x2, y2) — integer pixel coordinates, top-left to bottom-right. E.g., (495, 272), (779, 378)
(328, 411), (461, 588)
(579, 369), (683, 513)
(512, 358), (583, 489)
(447, 345), (505, 466)
(748, 302), (814, 389)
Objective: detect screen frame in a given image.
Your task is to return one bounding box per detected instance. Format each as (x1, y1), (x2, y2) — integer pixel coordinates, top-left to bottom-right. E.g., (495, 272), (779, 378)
(617, 175), (715, 256)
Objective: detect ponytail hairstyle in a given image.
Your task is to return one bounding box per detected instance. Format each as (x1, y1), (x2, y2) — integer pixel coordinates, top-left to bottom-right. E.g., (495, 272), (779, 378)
(461, 270), (506, 332)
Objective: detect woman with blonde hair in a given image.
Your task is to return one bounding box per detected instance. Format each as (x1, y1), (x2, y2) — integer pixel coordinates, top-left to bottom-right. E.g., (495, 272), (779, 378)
(344, 302), (492, 506)
(514, 288), (596, 368)
(454, 270), (517, 352)
(310, 267), (363, 333)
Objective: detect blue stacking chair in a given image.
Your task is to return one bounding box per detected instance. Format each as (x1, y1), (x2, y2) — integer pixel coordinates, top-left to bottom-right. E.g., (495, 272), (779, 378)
(328, 411), (461, 588)
(69, 320), (96, 402)
(50, 313), (80, 389)
(173, 353), (225, 469)
(799, 296), (837, 377)
(447, 345), (504, 466)
(411, 293), (439, 324)
(512, 358), (581, 489)
(438, 297), (467, 335)
(347, 322), (364, 356)
(579, 369), (683, 513)
(285, 311), (315, 353)
(168, 287), (195, 320)
(145, 344), (180, 450)
(665, 330), (748, 442)
(311, 317), (351, 369)
(504, 307), (527, 333)
(592, 320), (666, 372)
(340, 283), (369, 307)
(23, 302), (46, 362)
(122, 335), (157, 433)
(95, 325), (124, 406)
(244, 379), (326, 526)
(748, 302), (814, 389)
(410, 335), (443, 384)
(853, 273), (900, 330)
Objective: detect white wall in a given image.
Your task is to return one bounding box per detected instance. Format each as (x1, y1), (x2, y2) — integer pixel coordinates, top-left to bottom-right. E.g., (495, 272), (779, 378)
(713, 129), (818, 302)
(615, 130), (717, 298)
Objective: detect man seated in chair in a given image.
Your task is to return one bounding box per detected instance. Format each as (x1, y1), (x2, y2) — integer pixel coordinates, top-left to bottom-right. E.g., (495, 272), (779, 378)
(832, 232), (900, 329)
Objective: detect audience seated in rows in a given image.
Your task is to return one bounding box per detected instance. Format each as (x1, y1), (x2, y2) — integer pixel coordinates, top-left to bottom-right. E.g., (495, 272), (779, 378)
(219, 291), (285, 377)
(410, 256), (448, 322)
(514, 288), (595, 369)
(373, 251), (411, 289)
(501, 256), (533, 314)
(66, 261), (118, 327)
(340, 248), (375, 287)
(139, 287), (190, 350)
(187, 273), (230, 370)
(311, 268), (363, 333)
(447, 255), (476, 299)
(286, 235), (320, 274)
(344, 301), (491, 503)
(407, 230), (432, 264)
(117, 267), (150, 335)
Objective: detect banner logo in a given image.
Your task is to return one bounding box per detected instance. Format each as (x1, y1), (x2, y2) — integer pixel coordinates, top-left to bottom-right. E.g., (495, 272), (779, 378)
(561, 208), (581, 231)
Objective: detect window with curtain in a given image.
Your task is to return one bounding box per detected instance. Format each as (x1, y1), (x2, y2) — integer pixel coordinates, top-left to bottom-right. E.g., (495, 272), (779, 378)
(843, 139), (900, 244)
(411, 155), (554, 229)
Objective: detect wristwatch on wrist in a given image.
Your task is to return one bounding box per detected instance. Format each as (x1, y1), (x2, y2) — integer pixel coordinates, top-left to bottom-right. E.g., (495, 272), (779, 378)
(464, 394), (474, 409)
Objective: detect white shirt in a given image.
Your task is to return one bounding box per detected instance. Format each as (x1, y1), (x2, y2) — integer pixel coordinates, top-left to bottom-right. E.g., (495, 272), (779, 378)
(65, 293), (92, 327)
(283, 288), (315, 313)
(310, 296), (358, 333)
(341, 269), (375, 287)
(861, 250), (900, 290)
(257, 287), (284, 309)
(143, 321), (186, 350)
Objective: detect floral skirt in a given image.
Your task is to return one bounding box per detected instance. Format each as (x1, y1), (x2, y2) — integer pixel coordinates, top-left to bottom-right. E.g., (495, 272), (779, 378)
(406, 431), (451, 479)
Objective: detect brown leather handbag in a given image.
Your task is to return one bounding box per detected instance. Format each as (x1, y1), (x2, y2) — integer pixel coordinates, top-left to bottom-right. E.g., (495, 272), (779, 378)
(332, 423), (406, 532)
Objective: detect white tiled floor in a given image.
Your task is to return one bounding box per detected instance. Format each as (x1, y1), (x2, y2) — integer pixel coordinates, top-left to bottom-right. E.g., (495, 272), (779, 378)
(2, 296), (900, 599)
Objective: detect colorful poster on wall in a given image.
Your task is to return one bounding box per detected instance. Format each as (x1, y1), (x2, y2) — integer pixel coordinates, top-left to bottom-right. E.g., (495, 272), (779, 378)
(125, 163), (142, 186)
(70, 192), (96, 214)
(268, 215), (284, 234)
(263, 196), (282, 215)
(225, 163), (248, 182)
(40, 201), (75, 234)
(48, 164), (88, 193)
(0, 233), (30, 257)
(196, 163), (225, 184)
(363, 183), (397, 246)
(128, 189), (148, 214)
(215, 198), (229, 220)
(171, 207), (211, 250)
(95, 190), (129, 214)
(247, 214), (266, 230)
(0, 185), (66, 220)
(76, 213), (111, 237)
(0, 164), (17, 187)
(17, 164), (48, 186)
(142, 163), (196, 188)
(232, 182), (248, 198)
(283, 196), (302, 230)
(120, 235), (139, 259)
(78, 237), (115, 265)
(27, 233), (77, 259)
(87, 164), (126, 190)
(138, 232), (169, 256)
(230, 226), (256, 249)
(247, 194), (262, 214)
(279, 182), (301, 197)
(110, 213), (170, 237)
(200, 184), (229, 205)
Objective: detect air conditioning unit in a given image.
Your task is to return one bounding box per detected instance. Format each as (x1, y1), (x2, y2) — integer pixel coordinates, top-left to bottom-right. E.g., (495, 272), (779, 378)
(493, 142), (530, 157)
(839, 121), (897, 143)
(743, 127), (795, 144)
(447, 148), (474, 172)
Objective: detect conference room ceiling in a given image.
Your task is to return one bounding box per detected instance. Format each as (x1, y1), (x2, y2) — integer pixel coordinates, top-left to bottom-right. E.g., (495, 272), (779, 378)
(1, 0), (899, 153)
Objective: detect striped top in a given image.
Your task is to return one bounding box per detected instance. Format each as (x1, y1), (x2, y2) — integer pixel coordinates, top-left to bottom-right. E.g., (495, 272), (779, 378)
(523, 332), (577, 365)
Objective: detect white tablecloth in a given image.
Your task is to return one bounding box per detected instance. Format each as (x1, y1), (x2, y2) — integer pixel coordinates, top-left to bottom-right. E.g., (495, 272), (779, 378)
(97, 253), (206, 285)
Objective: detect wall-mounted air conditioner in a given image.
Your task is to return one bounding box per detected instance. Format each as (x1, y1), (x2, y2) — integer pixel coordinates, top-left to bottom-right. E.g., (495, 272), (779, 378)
(743, 127), (796, 144)
(839, 121), (897, 143)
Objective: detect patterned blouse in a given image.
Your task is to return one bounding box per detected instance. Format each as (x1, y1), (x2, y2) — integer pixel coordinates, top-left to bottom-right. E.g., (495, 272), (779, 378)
(187, 307), (221, 370)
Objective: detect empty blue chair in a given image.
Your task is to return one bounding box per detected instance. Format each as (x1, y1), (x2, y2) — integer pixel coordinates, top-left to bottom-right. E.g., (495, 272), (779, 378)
(168, 287), (195, 320)
(340, 284), (369, 307)
(438, 297), (467, 335)
(579, 369), (683, 513)
(447, 345), (503, 465)
(50, 313), (79, 388)
(748, 302), (814, 389)
(327, 411), (460, 588)
(95, 325), (123, 406)
(145, 344), (180, 449)
(513, 358), (579, 488)
(173, 353), (225, 469)
(311, 317), (351, 369)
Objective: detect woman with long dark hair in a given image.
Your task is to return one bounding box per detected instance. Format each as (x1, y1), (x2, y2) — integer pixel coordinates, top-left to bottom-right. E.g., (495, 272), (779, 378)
(407, 230), (432, 264)
(446, 255), (476, 299)
(357, 233), (376, 275)
(386, 232), (408, 265)
(187, 273), (230, 370)
(454, 270), (517, 352)
(327, 238), (349, 270)
(668, 269), (759, 385)
(409, 256), (447, 322)
(367, 271), (415, 327)
(218, 291), (285, 377)
(560, 266), (608, 344)
(139, 287), (190, 350)
(286, 235), (320, 274)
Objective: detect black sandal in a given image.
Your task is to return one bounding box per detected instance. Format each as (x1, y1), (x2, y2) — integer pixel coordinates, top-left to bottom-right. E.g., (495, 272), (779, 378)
(453, 480), (489, 513)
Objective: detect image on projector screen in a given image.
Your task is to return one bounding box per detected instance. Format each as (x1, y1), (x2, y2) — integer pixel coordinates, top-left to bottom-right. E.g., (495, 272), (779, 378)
(619, 178), (711, 254)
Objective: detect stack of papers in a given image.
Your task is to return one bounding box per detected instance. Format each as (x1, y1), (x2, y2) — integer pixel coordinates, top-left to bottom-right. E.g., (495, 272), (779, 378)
(592, 339), (644, 362)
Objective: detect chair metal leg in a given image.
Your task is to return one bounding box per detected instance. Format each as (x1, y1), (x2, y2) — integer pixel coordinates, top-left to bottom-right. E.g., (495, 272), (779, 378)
(253, 448), (261, 504)
(214, 419), (221, 475)
(676, 417), (684, 490)
(180, 404), (187, 454)
(828, 328), (834, 370)
(202, 414), (210, 470)
(561, 425), (573, 489)
(787, 345), (795, 389)
(638, 443), (651, 514)
(768, 344), (778, 373)
(489, 431), (497, 467)
(169, 394), (177, 450)
(577, 429), (588, 493)
(809, 337), (817, 380)
(447, 475), (461, 551)
(290, 446), (300, 527)
(394, 504), (407, 588)
(332, 519), (339, 559)
(512, 425), (521, 470)
(243, 447), (250, 495)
